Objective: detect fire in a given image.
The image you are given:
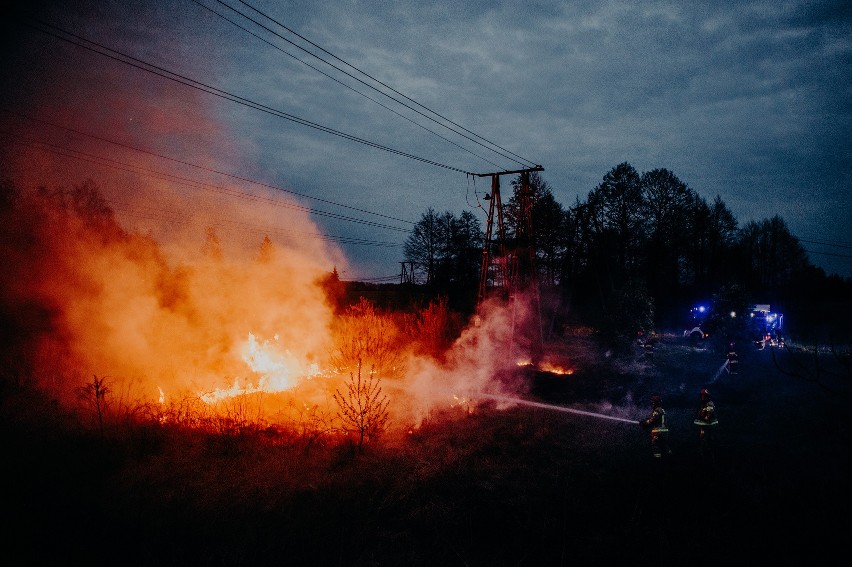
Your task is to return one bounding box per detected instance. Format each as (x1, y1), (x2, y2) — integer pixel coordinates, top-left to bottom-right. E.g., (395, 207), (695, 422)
(2, 169), (569, 429)
(198, 378), (263, 404)
(515, 359), (573, 375)
(194, 332), (326, 403)
(241, 332), (320, 388)
(539, 362), (573, 375)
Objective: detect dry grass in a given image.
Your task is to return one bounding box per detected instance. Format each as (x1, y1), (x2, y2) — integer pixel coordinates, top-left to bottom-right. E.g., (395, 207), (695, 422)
(2, 333), (850, 566)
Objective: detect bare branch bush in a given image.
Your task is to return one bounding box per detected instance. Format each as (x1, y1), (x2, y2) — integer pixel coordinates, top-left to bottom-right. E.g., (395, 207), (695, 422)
(403, 296), (454, 358)
(206, 390), (268, 437)
(333, 360), (390, 450)
(76, 374), (111, 439)
(157, 391), (210, 429)
(331, 297), (404, 379)
(279, 400), (337, 454)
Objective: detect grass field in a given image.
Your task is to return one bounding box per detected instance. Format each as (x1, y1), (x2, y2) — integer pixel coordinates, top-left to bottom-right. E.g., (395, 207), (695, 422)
(3, 333), (849, 566)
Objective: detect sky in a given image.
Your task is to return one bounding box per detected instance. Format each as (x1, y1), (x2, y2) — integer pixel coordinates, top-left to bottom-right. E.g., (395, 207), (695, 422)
(1, 0), (850, 281)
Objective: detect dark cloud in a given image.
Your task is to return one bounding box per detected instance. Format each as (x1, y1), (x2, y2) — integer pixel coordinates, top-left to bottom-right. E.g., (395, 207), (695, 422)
(1, 0), (849, 278)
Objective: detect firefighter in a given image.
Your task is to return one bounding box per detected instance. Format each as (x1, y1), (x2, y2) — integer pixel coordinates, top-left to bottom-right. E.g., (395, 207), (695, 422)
(639, 394), (671, 458)
(643, 331), (657, 358)
(694, 388), (719, 460)
(726, 342), (738, 374)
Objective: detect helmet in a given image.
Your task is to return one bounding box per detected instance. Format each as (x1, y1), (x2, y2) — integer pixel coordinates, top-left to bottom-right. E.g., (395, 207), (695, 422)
(651, 395), (662, 407)
(700, 388), (710, 399)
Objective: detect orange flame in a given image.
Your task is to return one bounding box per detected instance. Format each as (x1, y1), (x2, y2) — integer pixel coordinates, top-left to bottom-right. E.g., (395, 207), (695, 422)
(192, 332), (326, 403)
(539, 362), (573, 375)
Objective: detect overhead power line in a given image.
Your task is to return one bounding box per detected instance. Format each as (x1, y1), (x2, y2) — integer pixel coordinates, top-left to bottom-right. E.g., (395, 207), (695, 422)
(0, 132), (414, 234)
(111, 201), (402, 248)
(1, 109), (414, 226)
(228, 0), (540, 170)
(799, 238), (852, 250)
(0, 131), (410, 247)
(21, 17), (475, 175)
(804, 249), (852, 260)
(341, 274), (402, 283)
(189, 0), (505, 171)
(1, 135), (402, 248)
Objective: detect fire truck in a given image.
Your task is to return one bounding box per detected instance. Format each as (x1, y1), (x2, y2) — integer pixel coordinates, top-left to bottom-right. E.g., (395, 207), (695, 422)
(749, 304), (784, 348)
(684, 303), (710, 341)
(683, 302), (784, 348)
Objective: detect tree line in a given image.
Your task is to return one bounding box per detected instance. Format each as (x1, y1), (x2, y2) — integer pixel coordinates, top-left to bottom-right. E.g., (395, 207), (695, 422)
(403, 162), (851, 344)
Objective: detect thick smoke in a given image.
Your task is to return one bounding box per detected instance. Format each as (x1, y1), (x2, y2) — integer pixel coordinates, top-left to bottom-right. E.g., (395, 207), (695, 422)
(0, 178), (340, 407)
(0, 4), (540, 426)
(0, 26), (349, 408)
(0, 170), (548, 427)
(392, 295), (540, 425)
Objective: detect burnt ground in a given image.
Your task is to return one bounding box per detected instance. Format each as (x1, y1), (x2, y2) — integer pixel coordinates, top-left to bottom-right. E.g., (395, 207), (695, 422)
(2, 334), (850, 566)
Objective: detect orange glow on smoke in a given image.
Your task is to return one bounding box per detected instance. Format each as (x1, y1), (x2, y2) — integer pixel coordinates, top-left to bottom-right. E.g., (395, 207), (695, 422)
(0, 53), (546, 432)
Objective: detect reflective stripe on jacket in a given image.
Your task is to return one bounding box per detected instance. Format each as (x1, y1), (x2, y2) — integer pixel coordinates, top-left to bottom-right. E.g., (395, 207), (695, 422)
(694, 400), (719, 426)
(648, 407), (668, 433)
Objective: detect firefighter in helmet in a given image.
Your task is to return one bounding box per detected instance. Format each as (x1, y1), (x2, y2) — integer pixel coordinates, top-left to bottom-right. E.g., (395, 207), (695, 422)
(694, 388), (719, 460)
(726, 341), (739, 374)
(640, 394), (671, 458)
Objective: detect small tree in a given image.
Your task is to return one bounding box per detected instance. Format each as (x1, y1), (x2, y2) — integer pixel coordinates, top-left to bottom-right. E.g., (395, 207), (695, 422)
(77, 375), (110, 439)
(333, 360), (390, 450)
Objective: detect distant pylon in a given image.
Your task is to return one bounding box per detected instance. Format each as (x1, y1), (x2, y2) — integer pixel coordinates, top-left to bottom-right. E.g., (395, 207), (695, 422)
(400, 261), (415, 284)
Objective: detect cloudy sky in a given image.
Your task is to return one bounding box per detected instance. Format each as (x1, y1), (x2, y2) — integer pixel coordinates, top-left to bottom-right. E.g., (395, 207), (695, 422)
(2, 0), (850, 279)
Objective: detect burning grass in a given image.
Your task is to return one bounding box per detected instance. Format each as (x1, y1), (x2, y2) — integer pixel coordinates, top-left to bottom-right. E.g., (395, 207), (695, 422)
(4, 319), (851, 566)
(5, 181), (849, 564)
(0, 181), (539, 441)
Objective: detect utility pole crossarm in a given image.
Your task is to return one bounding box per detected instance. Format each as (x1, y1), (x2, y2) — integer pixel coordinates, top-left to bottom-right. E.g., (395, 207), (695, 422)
(469, 166), (544, 178)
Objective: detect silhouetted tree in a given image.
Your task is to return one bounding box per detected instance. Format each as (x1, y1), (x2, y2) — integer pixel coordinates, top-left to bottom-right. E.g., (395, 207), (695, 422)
(737, 215), (809, 293)
(77, 375), (110, 439)
(640, 168), (692, 315)
(506, 172), (568, 287)
(698, 195), (739, 291)
(256, 234), (274, 263)
(600, 278), (655, 351)
(202, 226), (223, 260)
(451, 210), (483, 289)
(404, 208), (441, 284)
(432, 210), (457, 286)
(581, 163), (646, 318)
(317, 266), (346, 312)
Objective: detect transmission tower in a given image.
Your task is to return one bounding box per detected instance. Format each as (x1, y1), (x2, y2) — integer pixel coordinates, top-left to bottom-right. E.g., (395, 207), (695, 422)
(474, 167), (544, 360)
(400, 261), (415, 284)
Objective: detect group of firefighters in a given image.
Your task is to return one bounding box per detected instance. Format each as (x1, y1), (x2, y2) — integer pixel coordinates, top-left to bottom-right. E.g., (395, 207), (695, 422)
(639, 388), (719, 460)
